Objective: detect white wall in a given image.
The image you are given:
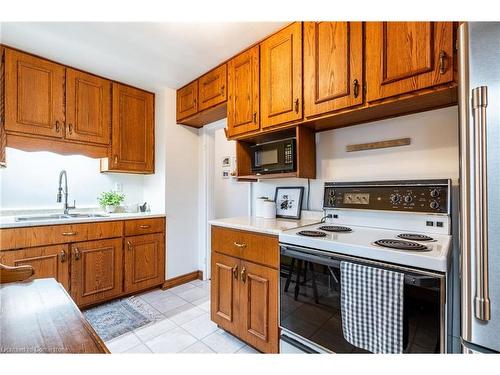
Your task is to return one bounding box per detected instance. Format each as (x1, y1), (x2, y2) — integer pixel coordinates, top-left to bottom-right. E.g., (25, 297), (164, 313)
(162, 88), (201, 279)
(0, 148), (145, 211)
(253, 106), (460, 211)
(213, 122), (251, 219)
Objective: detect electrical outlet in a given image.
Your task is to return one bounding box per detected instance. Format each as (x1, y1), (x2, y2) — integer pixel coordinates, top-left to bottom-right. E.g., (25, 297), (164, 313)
(114, 182), (123, 192)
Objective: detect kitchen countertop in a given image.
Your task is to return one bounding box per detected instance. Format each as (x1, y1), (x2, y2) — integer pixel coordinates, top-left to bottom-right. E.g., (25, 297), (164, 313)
(209, 211), (322, 236)
(0, 211), (166, 229)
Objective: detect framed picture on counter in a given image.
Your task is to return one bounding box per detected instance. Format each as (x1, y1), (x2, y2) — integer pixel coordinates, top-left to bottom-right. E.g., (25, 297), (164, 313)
(274, 186), (304, 219)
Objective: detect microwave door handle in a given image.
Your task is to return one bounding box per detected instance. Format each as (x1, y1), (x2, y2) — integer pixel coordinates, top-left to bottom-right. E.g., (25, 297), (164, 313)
(472, 86), (491, 321)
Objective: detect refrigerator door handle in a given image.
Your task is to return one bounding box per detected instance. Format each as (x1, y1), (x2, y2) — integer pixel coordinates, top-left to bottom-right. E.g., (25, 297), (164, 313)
(472, 85), (491, 321)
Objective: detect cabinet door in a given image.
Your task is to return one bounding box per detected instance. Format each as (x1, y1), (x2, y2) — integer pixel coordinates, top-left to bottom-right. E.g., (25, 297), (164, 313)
(227, 46), (260, 137)
(239, 260), (278, 353)
(70, 238), (123, 307)
(66, 68), (111, 145)
(366, 22), (454, 102)
(108, 83), (154, 173)
(260, 22), (302, 128)
(304, 22), (364, 118)
(4, 48), (65, 138)
(124, 233), (165, 294)
(176, 81), (198, 121)
(198, 64), (227, 111)
(0, 245), (70, 290)
(211, 252), (240, 334)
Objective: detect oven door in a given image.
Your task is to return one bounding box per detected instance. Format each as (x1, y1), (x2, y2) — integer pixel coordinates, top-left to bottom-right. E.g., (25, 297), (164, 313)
(279, 244), (446, 353)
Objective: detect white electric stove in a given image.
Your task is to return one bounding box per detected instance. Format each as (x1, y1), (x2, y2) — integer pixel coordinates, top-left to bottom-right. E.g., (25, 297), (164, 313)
(278, 179), (453, 354)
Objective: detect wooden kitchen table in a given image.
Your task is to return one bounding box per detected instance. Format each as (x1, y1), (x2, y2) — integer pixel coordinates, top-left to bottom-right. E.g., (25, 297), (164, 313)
(0, 278), (108, 353)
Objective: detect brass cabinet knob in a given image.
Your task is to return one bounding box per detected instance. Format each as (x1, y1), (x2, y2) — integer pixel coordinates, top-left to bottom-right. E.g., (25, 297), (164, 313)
(232, 265), (238, 280)
(240, 267), (247, 283)
(59, 250), (67, 263)
(74, 248), (81, 260)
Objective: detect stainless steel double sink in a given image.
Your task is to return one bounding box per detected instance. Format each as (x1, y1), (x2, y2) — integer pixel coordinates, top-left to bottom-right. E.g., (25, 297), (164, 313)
(15, 213), (109, 222)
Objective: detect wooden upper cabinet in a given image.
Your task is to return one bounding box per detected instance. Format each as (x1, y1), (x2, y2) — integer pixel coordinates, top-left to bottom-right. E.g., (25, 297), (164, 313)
(104, 83), (154, 174)
(260, 22), (303, 128)
(304, 22), (364, 118)
(198, 64), (227, 111)
(65, 69), (111, 145)
(0, 245), (70, 290)
(70, 238), (123, 307)
(124, 233), (165, 294)
(366, 22), (454, 102)
(227, 46), (260, 137)
(177, 81), (198, 121)
(4, 49), (65, 138)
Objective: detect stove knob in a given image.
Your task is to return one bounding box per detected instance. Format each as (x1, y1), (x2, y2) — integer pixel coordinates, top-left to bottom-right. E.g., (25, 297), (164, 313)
(328, 198), (335, 206)
(404, 195), (413, 203)
(390, 194), (401, 204)
(430, 189), (440, 198)
(430, 201), (440, 209)
(329, 189), (335, 197)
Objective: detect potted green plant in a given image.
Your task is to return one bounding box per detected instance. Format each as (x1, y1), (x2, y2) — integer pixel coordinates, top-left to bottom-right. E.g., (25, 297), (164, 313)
(98, 191), (125, 213)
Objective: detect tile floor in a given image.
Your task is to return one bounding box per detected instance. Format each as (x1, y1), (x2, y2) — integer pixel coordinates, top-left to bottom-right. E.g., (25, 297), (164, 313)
(104, 279), (259, 354)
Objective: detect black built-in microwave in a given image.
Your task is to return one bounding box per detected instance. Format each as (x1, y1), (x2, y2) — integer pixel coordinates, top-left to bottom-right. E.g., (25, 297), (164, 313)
(251, 138), (296, 174)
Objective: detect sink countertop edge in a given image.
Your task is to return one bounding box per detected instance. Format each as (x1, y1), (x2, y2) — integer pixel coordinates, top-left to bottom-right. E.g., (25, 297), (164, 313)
(0, 212), (166, 229)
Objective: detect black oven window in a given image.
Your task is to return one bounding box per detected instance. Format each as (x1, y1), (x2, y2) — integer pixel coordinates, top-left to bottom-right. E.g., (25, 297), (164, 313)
(279, 253), (441, 353)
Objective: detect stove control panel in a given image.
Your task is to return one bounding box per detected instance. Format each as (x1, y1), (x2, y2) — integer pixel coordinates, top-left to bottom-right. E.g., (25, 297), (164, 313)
(323, 180), (450, 214)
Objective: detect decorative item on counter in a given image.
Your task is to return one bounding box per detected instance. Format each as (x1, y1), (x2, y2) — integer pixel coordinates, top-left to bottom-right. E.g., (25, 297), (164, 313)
(139, 202), (148, 213)
(274, 186), (304, 219)
(262, 199), (277, 219)
(124, 203), (139, 213)
(98, 191), (125, 213)
(255, 197), (269, 217)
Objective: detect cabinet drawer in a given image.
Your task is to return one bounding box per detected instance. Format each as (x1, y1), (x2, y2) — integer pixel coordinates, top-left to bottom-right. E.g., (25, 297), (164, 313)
(86, 221), (123, 241)
(124, 218), (165, 236)
(211, 226), (279, 269)
(0, 224), (88, 250)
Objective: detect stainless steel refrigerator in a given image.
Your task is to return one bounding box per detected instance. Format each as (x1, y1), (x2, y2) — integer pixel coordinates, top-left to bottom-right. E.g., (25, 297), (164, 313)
(459, 22), (500, 354)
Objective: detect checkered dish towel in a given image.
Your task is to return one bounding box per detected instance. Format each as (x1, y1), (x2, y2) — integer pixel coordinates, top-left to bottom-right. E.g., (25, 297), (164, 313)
(340, 261), (405, 354)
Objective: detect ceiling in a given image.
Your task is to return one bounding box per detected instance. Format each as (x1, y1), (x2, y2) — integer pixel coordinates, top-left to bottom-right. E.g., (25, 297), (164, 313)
(0, 22), (286, 91)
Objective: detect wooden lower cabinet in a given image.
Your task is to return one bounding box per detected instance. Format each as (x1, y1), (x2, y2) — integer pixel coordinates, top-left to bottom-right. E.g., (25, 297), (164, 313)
(210, 226), (279, 353)
(124, 233), (165, 294)
(70, 238), (123, 307)
(0, 244), (70, 290)
(211, 252), (240, 334)
(239, 260), (278, 353)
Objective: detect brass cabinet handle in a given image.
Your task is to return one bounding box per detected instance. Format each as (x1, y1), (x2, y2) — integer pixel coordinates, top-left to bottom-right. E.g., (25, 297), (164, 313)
(220, 84), (225, 96)
(294, 98), (299, 113)
(353, 79), (360, 98)
(233, 242), (247, 249)
(240, 267), (247, 283)
(55, 120), (61, 133)
(127, 241), (133, 250)
(139, 225), (151, 229)
(232, 265), (238, 280)
(439, 50), (447, 74)
(74, 248), (81, 260)
(253, 112), (257, 124)
(59, 250), (67, 263)
(62, 231), (77, 236)
(68, 123), (73, 134)
(114, 155), (118, 165)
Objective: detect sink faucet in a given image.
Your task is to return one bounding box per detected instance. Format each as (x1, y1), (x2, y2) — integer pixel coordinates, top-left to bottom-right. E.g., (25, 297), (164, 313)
(57, 170), (76, 215)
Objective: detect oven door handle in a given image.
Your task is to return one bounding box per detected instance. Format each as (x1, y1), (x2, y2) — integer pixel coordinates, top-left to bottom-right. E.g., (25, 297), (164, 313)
(280, 245), (441, 288)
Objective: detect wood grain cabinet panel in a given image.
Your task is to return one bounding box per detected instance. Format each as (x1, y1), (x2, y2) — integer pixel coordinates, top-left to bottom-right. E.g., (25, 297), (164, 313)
(227, 46), (260, 137)
(198, 64), (227, 111)
(1, 46), (6, 167)
(260, 22), (303, 128)
(65, 68), (111, 145)
(4, 48), (65, 138)
(124, 217), (165, 236)
(366, 22), (454, 102)
(176, 81), (198, 121)
(124, 233), (165, 293)
(70, 238), (123, 307)
(239, 260), (278, 353)
(0, 244), (70, 290)
(103, 83), (154, 173)
(304, 22), (364, 118)
(211, 252), (240, 334)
